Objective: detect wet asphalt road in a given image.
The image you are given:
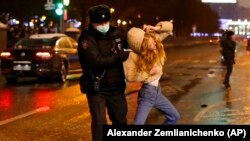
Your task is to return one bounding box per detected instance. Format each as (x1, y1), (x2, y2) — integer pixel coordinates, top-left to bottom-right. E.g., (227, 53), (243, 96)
(0, 41), (250, 141)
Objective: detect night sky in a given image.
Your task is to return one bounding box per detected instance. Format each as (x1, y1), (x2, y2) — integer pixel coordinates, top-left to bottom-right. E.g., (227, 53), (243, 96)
(1, 0), (249, 22)
(0, 0), (57, 21)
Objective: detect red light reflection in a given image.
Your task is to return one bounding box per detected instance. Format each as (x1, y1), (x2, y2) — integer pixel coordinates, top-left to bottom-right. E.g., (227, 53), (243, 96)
(33, 89), (52, 110)
(0, 89), (12, 110)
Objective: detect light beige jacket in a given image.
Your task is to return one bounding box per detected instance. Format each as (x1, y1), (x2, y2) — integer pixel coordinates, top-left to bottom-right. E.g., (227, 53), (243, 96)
(123, 21), (173, 83)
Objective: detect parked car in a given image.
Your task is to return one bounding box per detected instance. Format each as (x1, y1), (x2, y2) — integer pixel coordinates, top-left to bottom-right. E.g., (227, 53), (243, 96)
(0, 33), (82, 83)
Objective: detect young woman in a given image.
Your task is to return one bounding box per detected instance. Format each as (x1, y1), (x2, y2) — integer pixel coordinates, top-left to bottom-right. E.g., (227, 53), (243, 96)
(123, 21), (180, 125)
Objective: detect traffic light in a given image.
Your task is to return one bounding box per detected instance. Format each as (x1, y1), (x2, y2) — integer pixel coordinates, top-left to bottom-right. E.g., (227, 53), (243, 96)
(55, 2), (64, 16)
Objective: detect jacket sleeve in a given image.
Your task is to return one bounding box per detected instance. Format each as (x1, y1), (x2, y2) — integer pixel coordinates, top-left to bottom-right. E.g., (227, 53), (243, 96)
(155, 21), (173, 41)
(78, 34), (121, 70)
(123, 52), (149, 82)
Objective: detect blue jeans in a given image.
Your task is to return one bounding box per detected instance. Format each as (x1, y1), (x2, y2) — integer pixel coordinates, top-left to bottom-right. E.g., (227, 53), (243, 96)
(134, 84), (180, 125)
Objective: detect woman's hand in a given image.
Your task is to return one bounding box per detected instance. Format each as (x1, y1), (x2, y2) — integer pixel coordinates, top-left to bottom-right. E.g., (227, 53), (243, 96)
(143, 24), (161, 32)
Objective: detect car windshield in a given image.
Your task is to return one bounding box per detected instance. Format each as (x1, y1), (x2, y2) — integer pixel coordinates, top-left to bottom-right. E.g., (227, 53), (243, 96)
(13, 39), (56, 49)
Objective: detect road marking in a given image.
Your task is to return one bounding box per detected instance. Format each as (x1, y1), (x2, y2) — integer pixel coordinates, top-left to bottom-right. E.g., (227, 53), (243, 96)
(208, 60), (217, 63)
(0, 106), (50, 126)
(202, 111), (250, 118)
(193, 97), (250, 122)
(192, 60), (200, 63)
(193, 104), (216, 122)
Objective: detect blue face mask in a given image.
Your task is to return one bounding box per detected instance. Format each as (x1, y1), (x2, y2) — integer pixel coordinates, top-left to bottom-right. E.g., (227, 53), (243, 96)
(96, 23), (110, 34)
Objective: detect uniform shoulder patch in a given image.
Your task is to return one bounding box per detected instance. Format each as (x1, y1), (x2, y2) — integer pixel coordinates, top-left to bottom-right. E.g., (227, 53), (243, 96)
(82, 40), (88, 49)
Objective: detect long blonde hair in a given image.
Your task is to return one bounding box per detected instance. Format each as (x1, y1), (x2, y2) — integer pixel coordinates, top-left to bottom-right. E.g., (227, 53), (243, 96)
(137, 32), (166, 72)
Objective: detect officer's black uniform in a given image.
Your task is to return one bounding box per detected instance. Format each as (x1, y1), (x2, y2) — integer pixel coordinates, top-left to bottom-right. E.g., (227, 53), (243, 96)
(77, 5), (129, 141)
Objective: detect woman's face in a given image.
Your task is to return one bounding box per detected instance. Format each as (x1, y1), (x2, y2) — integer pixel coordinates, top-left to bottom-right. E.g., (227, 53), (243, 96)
(147, 37), (156, 50)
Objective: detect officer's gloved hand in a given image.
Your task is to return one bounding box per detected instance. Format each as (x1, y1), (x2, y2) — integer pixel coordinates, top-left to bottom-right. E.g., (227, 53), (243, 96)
(111, 41), (129, 61)
(118, 50), (129, 61)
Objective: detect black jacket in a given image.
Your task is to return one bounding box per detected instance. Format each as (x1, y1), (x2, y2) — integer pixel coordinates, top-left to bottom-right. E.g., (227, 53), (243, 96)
(77, 24), (129, 95)
(221, 38), (236, 65)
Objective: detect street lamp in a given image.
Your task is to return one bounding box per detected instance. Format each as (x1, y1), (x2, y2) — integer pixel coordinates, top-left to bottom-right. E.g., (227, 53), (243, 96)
(55, 0), (70, 33)
(117, 19), (121, 26)
(110, 8), (115, 14)
(55, 2), (64, 33)
(63, 0), (70, 6)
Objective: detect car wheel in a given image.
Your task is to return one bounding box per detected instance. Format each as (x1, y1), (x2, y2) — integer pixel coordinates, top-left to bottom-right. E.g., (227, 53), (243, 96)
(58, 62), (67, 83)
(5, 76), (18, 83)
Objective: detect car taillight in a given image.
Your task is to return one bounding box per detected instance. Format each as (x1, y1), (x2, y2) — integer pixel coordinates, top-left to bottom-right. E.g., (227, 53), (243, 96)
(0, 52), (11, 58)
(36, 52), (52, 59)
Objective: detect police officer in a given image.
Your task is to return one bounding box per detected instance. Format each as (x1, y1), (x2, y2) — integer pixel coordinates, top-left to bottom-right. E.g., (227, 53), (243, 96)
(77, 4), (129, 141)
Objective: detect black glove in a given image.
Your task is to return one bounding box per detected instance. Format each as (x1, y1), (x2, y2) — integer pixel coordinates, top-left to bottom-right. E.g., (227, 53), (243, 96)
(111, 39), (129, 61)
(117, 50), (129, 61)
(111, 39), (122, 54)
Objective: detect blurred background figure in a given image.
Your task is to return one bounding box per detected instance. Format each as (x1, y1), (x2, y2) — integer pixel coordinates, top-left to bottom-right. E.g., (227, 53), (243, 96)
(220, 30), (236, 89)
